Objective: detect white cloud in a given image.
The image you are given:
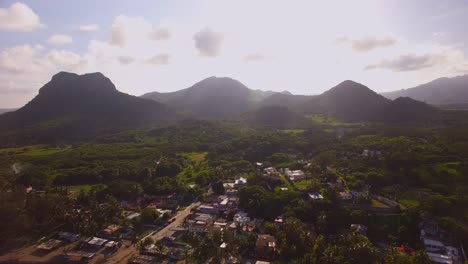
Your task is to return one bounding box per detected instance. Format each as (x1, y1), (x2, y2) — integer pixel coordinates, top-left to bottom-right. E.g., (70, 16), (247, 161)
(365, 53), (437, 71)
(117, 55), (135, 65)
(337, 36), (397, 52)
(78, 24), (100, 32)
(242, 53), (268, 62)
(48, 34), (73, 45)
(145, 54), (170, 65)
(149, 28), (171, 41)
(193, 28), (224, 57)
(109, 15), (150, 47)
(0, 2), (45, 32)
(0, 44), (88, 107)
(0, 44), (45, 73)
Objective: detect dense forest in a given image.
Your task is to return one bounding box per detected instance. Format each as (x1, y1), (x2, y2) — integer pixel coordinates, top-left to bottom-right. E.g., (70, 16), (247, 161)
(1, 114), (467, 262)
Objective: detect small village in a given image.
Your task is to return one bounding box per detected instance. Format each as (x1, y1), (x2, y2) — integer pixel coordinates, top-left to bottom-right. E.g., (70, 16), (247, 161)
(1, 154), (464, 264)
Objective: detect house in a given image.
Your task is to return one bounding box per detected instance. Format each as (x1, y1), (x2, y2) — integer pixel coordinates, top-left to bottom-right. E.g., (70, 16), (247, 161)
(264, 167), (281, 181)
(37, 239), (62, 251)
(233, 211), (251, 226)
(87, 237), (108, 248)
(339, 192), (353, 200)
(350, 224), (368, 236)
(234, 177), (247, 188)
(308, 192), (324, 200)
(284, 168), (306, 182)
(186, 214), (213, 233)
(58, 231), (80, 242)
(255, 234), (276, 259)
(196, 204), (218, 215)
(98, 224), (120, 240)
(422, 238), (446, 253)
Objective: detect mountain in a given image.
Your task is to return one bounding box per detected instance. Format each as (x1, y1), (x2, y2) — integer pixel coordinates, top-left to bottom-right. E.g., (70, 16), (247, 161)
(382, 97), (439, 122)
(142, 76), (275, 119)
(0, 72), (176, 145)
(304, 80), (391, 121)
(382, 74), (468, 108)
(241, 105), (308, 128)
(260, 93), (312, 111)
(0, 108), (16, 114)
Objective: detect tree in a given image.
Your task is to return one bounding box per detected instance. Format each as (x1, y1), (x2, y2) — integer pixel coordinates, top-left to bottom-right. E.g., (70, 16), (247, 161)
(321, 233), (379, 264)
(212, 180), (225, 195)
(140, 208), (160, 225)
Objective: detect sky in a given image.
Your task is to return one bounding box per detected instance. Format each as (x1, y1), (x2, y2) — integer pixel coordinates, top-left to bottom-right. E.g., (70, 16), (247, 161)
(1, 0), (468, 108)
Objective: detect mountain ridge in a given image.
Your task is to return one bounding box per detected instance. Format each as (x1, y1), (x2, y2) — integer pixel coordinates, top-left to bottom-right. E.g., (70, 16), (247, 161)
(382, 74), (468, 107)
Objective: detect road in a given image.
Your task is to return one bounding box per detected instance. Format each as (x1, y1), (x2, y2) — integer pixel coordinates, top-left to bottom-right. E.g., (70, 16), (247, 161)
(104, 202), (200, 264)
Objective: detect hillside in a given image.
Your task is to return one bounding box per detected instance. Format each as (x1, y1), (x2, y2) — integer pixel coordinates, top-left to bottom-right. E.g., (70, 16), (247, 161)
(305, 80), (391, 121)
(0, 109), (16, 115)
(382, 74), (468, 107)
(0, 72), (176, 145)
(241, 105), (308, 128)
(142, 76), (275, 119)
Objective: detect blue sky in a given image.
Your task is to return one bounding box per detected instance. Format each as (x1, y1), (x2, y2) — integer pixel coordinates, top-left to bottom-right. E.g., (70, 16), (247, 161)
(1, 0), (468, 108)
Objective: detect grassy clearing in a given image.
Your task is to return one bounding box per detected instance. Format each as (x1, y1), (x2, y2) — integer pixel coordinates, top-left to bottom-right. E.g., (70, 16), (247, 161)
(371, 199), (390, 208)
(65, 184), (99, 198)
(305, 114), (356, 126)
(281, 129), (305, 134)
(0, 145), (72, 157)
(294, 179), (314, 190)
(180, 152), (207, 162)
(279, 174), (294, 190)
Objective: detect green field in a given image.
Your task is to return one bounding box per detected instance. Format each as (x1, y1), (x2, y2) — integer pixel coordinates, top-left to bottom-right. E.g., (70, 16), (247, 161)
(180, 152), (207, 162)
(371, 199), (390, 208)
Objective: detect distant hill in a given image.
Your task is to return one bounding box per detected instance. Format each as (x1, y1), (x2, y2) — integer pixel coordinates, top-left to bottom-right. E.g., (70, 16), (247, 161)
(305, 80), (391, 121)
(241, 105), (308, 128)
(0, 72), (176, 145)
(142, 76), (275, 119)
(0, 108), (16, 115)
(258, 80), (439, 122)
(382, 97), (439, 122)
(382, 74), (468, 106)
(260, 93), (312, 111)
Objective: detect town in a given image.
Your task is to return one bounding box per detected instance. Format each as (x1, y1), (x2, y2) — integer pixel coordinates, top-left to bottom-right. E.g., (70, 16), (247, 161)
(1, 148), (465, 264)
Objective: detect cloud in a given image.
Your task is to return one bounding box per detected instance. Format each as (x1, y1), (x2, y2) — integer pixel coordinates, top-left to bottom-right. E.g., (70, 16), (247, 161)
(78, 24), (100, 32)
(0, 44), (86, 74)
(48, 34), (73, 45)
(337, 36), (397, 52)
(149, 28), (171, 41)
(0, 44), (45, 73)
(145, 54), (170, 65)
(365, 53), (439, 71)
(193, 28), (224, 57)
(0, 2), (45, 32)
(432, 32), (446, 38)
(117, 55), (135, 65)
(242, 53), (268, 62)
(109, 15), (129, 47)
(109, 15), (150, 48)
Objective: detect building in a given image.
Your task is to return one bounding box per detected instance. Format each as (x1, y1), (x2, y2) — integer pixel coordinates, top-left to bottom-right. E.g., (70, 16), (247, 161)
(264, 167), (281, 181)
(284, 168), (306, 182)
(308, 192), (324, 200)
(255, 234), (276, 259)
(339, 192), (353, 200)
(234, 177), (247, 188)
(58, 231), (80, 242)
(350, 224), (368, 236)
(186, 213), (213, 233)
(37, 239), (62, 251)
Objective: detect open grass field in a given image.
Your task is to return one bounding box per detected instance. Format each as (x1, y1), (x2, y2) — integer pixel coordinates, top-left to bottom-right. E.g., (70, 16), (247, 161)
(371, 198), (390, 208)
(180, 152), (207, 162)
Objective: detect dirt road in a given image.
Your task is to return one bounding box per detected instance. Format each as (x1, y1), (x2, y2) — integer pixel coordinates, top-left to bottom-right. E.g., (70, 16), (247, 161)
(104, 202), (200, 264)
